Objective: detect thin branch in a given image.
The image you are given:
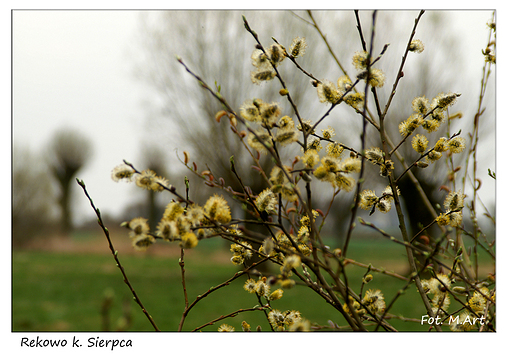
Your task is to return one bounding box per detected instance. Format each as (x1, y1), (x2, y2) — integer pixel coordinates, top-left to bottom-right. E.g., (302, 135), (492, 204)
(311, 78), (361, 132)
(380, 10), (425, 120)
(307, 10), (349, 78)
(191, 306), (269, 332)
(342, 10), (377, 257)
(241, 16), (305, 137)
(76, 178), (160, 332)
(354, 10), (367, 51)
(179, 257), (270, 331)
(344, 258), (408, 281)
(177, 248), (190, 331)
(395, 129), (462, 183)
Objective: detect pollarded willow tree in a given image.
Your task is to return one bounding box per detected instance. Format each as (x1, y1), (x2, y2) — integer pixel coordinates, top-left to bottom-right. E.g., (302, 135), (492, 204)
(79, 10), (495, 332)
(48, 128), (92, 234)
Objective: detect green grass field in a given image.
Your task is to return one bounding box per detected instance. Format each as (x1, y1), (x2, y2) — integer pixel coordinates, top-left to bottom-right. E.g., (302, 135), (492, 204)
(12, 234), (494, 332)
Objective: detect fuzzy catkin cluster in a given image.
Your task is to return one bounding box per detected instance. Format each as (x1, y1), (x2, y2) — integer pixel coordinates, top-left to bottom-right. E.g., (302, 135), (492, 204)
(241, 99), (299, 153)
(421, 273), (452, 314)
(436, 190), (465, 227)
(112, 164), (237, 251)
(343, 288), (386, 318)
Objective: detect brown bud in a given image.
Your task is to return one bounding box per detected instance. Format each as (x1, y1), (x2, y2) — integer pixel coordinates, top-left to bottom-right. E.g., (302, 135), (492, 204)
(215, 110), (227, 123)
(419, 235), (430, 245)
(448, 112), (463, 120)
(267, 276), (278, 286)
(439, 185), (450, 193)
(201, 171), (214, 181)
(229, 114), (237, 127)
(475, 178), (482, 191)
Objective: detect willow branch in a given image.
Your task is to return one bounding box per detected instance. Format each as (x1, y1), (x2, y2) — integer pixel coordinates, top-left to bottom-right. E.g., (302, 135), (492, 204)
(76, 178), (160, 332)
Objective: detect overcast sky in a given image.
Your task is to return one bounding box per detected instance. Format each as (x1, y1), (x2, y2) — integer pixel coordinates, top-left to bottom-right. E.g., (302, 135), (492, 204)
(12, 9), (497, 227)
(13, 11), (150, 224)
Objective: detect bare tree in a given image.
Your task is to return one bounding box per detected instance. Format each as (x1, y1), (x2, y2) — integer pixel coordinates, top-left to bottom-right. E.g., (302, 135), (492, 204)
(47, 128), (93, 234)
(129, 11), (333, 271)
(12, 145), (58, 246)
(133, 11), (323, 241)
(132, 11), (494, 253)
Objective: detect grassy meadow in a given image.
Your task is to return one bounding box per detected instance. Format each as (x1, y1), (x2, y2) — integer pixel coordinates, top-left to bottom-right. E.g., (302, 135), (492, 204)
(12, 229), (494, 332)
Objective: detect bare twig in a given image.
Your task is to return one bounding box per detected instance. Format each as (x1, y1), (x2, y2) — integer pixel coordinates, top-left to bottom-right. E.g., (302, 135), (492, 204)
(178, 257), (270, 331)
(76, 178), (160, 332)
(342, 10), (377, 257)
(177, 248), (190, 331)
(191, 306), (269, 332)
(380, 10), (425, 120)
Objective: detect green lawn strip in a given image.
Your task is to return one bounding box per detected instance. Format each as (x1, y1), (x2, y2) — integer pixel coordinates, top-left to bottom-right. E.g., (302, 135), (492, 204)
(12, 236), (493, 332)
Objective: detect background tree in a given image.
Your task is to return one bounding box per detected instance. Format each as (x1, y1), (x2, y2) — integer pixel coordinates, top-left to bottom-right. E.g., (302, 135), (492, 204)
(133, 11), (322, 254)
(132, 10), (494, 250)
(47, 128), (93, 234)
(12, 145), (59, 247)
(140, 143), (169, 227)
(133, 11), (366, 238)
